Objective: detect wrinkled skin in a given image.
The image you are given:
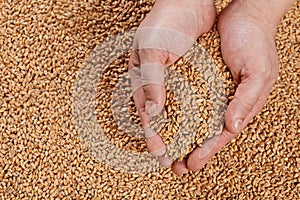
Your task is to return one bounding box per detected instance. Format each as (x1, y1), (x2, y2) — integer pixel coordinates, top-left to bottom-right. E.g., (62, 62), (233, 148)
(128, 0), (295, 171)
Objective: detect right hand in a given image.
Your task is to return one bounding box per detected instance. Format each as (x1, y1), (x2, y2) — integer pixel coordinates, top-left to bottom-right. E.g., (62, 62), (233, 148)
(185, 0), (282, 173)
(128, 0), (216, 166)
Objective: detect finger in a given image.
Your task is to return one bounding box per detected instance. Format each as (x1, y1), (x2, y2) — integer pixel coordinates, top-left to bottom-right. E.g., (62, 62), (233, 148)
(139, 49), (167, 117)
(157, 154), (173, 167)
(128, 50), (142, 92)
(129, 27), (197, 159)
(143, 125), (167, 156)
(225, 73), (266, 134)
(131, 82), (167, 157)
(242, 91), (269, 126)
(186, 79), (276, 171)
(171, 158), (189, 176)
(134, 27), (195, 117)
(129, 52), (167, 157)
(187, 91), (272, 171)
(187, 128), (237, 171)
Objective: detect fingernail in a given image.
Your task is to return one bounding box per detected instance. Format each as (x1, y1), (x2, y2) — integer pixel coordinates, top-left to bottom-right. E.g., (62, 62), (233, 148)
(215, 130), (221, 136)
(198, 149), (209, 159)
(233, 119), (243, 130)
(144, 127), (157, 138)
(157, 155), (173, 167)
(150, 148), (166, 157)
(145, 101), (160, 117)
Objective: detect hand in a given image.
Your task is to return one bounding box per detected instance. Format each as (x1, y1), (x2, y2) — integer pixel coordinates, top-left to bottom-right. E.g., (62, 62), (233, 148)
(128, 0), (216, 166)
(173, 1), (281, 174)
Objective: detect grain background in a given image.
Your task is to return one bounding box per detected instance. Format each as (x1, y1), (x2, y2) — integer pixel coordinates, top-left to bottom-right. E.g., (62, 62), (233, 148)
(0, 0), (299, 199)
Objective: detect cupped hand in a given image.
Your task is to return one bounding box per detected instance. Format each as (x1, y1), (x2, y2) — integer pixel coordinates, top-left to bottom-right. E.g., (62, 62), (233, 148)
(128, 0), (216, 166)
(173, 2), (280, 174)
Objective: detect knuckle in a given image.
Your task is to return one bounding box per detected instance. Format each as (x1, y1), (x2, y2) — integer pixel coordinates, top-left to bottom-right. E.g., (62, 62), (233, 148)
(139, 48), (167, 64)
(129, 51), (140, 68)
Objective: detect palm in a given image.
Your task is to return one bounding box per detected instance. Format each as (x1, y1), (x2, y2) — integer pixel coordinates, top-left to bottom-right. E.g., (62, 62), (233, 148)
(218, 11), (279, 132)
(175, 6), (280, 174)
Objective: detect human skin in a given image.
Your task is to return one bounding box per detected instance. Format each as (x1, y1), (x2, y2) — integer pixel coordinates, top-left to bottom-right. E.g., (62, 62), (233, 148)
(128, 0), (296, 171)
(128, 0), (216, 166)
(173, 0), (296, 175)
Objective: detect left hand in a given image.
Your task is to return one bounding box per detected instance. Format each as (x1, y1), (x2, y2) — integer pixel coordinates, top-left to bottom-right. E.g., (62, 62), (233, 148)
(128, 0), (216, 166)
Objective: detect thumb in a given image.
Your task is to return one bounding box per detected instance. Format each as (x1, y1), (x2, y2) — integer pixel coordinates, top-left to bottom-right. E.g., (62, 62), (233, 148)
(225, 73), (265, 134)
(139, 48), (168, 117)
(134, 27), (195, 117)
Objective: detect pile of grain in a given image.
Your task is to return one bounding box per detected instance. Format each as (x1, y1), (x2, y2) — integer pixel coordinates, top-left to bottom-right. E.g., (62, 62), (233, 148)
(0, 0), (299, 199)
